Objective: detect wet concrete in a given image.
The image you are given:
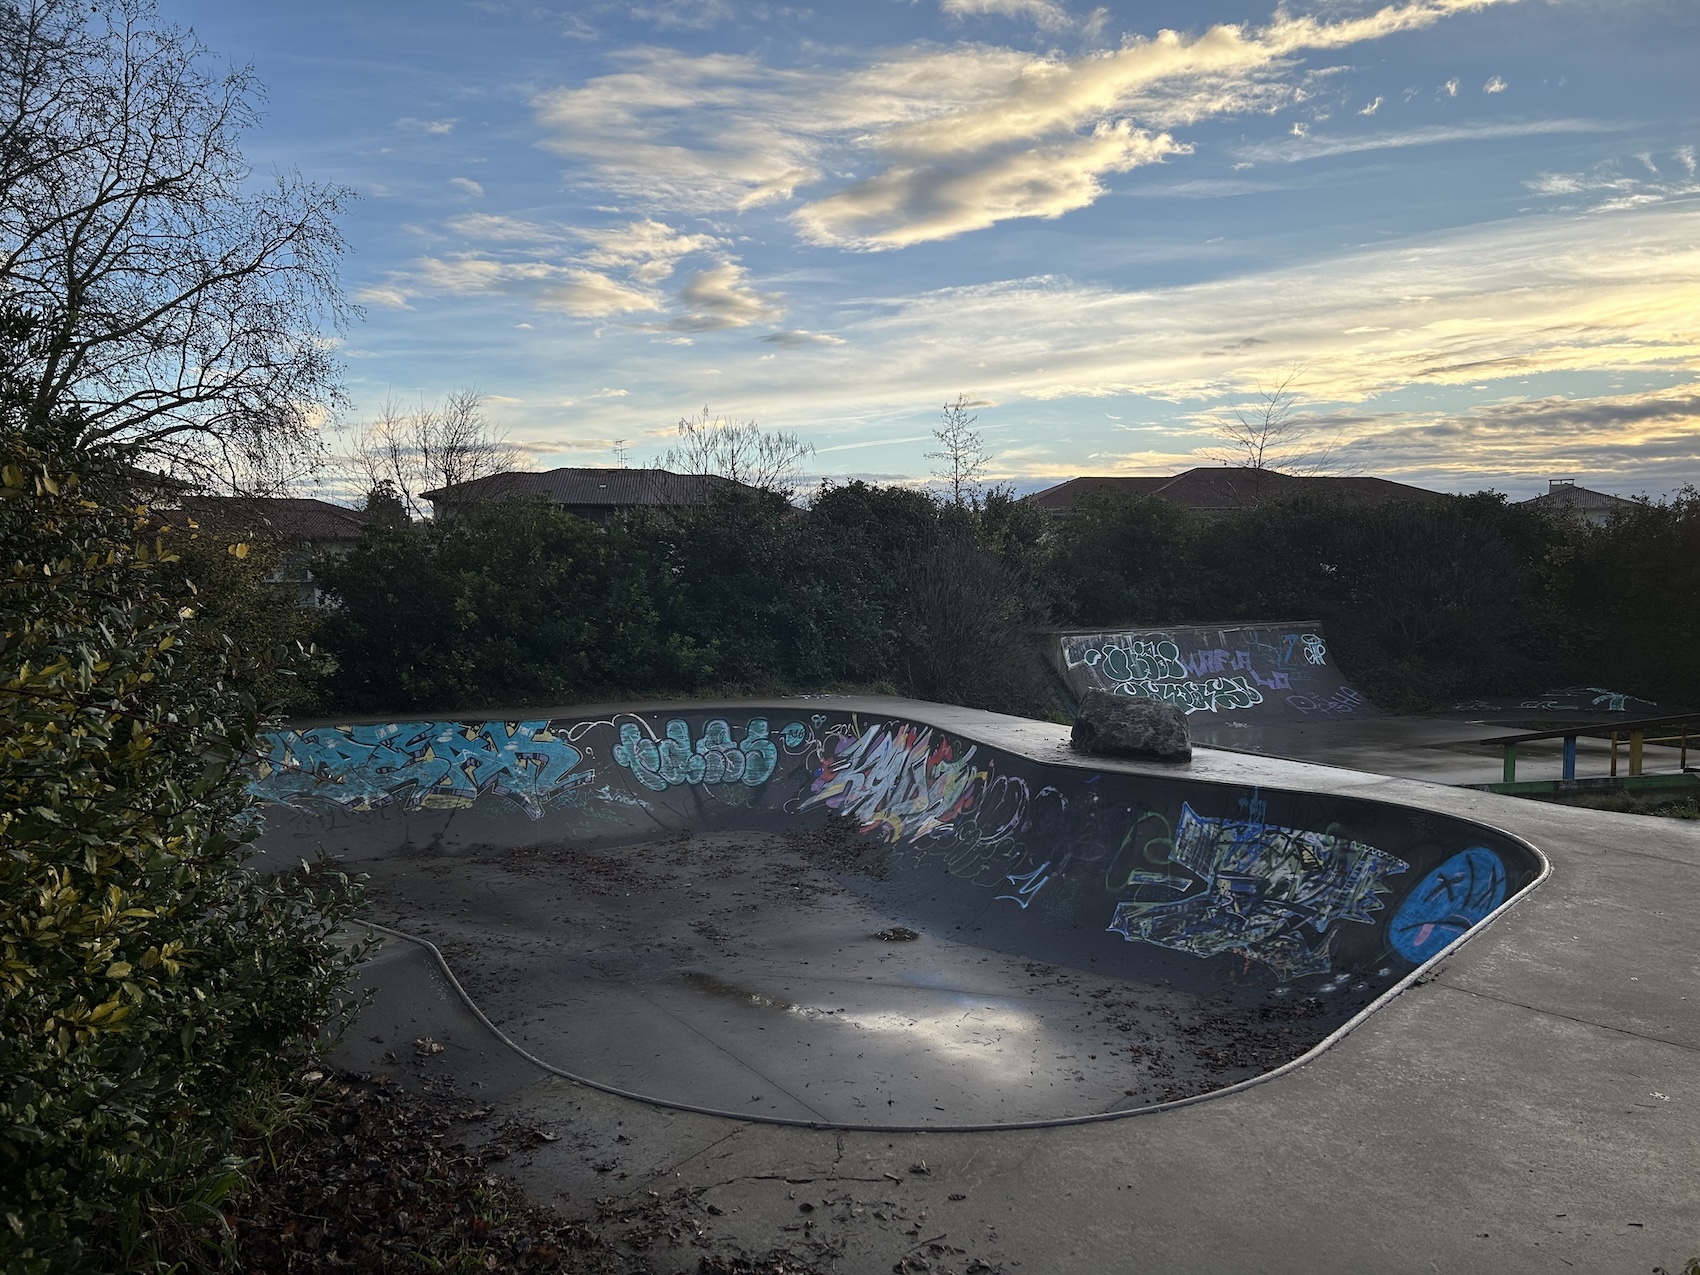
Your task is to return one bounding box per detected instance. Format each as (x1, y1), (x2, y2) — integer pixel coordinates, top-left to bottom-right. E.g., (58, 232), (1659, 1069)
(355, 827), (1342, 1127)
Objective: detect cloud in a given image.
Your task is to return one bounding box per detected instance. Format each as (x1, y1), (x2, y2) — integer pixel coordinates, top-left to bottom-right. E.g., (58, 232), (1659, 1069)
(630, 0), (735, 29)
(354, 284), (412, 310)
(577, 218), (722, 281)
(940, 0), (1077, 33)
(372, 255), (664, 317)
(449, 176), (485, 197)
(1483, 75), (1507, 93)
(1441, 77), (1459, 97)
(761, 329), (847, 347)
(592, 387), (630, 397)
(445, 213), (563, 243)
(795, 122), (1188, 249)
(665, 261), (785, 330)
(1237, 118), (1613, 165)
(396, 116), (456, 134)
(535, 0), (1519, 248)
(1358, 95), (1383, 115)
(549, 200), (1700, 487)
(1523, 152), (1700, 211)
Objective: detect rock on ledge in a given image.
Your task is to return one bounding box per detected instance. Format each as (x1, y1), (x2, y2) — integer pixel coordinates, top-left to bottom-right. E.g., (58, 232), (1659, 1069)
(1070, 689), (1192, 762)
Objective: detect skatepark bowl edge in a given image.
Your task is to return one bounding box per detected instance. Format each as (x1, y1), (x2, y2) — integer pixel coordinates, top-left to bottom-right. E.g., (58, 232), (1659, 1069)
(251, 699), (1547, 1133)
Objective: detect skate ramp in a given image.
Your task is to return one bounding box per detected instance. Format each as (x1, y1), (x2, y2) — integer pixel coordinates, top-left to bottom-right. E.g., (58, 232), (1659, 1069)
(1048, 621), (1377, 723)
(251, 705), (1540, 1129)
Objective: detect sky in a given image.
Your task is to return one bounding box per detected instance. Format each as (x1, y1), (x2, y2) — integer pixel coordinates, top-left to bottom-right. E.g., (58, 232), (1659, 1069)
(173, 0), (1700, 499)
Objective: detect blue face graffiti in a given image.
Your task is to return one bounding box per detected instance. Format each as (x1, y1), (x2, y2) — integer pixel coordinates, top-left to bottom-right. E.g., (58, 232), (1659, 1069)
(1387, 847), (1508, 963)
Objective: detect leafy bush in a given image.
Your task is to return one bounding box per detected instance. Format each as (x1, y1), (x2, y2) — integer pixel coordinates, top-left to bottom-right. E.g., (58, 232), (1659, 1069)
(0, 430), (366, 1271)
(315, 499), (708, 711)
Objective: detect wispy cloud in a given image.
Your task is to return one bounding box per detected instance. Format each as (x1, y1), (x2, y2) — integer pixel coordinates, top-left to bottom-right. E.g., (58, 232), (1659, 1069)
(939, 0), (1078, 33)
(449, 176), (485, 197)
(1236, 118), (1613, 165)
(1524, 149), (1700, 211)
(1483, 75), (1507, 93)
(396, 116), (456, 134)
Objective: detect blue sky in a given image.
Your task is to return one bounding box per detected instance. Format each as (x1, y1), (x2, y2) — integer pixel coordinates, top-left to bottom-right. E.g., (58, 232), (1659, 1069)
(175, 0), (1700, 498)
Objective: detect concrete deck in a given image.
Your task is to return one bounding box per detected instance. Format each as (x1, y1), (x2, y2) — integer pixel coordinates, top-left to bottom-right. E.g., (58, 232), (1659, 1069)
(319, 698), (1700, 1274)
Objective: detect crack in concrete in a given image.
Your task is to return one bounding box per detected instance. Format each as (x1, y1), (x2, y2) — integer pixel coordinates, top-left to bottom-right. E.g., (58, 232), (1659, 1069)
(1431, 982), (1699, 1053)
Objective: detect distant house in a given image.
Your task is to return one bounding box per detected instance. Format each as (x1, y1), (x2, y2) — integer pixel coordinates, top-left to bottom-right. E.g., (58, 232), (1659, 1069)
(420, 467), (763, 522)
(1030, 467), (1446, 515)
(1518, 479), (1639, 527)
(165, 496), (373, 607)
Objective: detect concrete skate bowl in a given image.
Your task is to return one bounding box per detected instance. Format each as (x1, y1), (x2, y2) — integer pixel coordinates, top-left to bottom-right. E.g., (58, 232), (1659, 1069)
(252, 705), (1543, 1132)
(1047, 621), (1377, 726)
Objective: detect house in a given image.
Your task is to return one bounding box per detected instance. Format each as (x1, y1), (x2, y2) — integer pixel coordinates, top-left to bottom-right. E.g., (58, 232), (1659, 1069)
(1518, 479), (1639, 527)
(1029, 467), (1446, 515)
(420, 467), (762, 522)
(164, 496), (373, 607)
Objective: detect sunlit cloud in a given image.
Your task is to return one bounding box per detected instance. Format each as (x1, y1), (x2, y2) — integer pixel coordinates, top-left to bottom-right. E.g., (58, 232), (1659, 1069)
(449, 176), (485, 197)
(533, 0), (1519, 249)
(1483, 75), (1507, 93)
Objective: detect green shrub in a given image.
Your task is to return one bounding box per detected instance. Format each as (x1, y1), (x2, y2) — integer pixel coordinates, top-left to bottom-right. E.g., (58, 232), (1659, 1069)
(0, 431), (366, 1271)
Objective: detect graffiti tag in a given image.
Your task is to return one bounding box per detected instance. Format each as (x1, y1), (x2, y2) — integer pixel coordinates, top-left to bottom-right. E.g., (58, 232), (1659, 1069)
(611, 717), (782, 792)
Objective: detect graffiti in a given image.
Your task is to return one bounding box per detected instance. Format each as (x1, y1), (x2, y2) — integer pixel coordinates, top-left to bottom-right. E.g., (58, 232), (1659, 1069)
(1079, 638), (1186, 683)
(1107, 803), (1409, 980)
(996, 861), (1052, 910)
(800, 721), (1026, 847)
(1300, 633), (1327, 665)
(1325, 686), (1369, 715)
(1388, 847), (1507, 963)
(611, 717), (783, 792)
(1110, 675), (1265, 714)
(253, 720), (588, 817)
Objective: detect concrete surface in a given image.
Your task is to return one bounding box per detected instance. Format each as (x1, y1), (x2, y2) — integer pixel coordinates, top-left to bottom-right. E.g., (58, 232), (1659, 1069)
(310, 697), (1699, 1274)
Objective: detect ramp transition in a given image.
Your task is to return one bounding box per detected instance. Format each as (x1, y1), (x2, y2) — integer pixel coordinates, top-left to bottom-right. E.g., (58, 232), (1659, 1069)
(1048, 621), (1377, 722)
(253, 706), (1539, 1129)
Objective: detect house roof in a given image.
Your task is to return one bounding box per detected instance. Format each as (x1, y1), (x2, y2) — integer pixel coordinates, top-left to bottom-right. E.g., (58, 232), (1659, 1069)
(166, 496), (373, 542)
(1029, 468), (1446, 513)
(420, 467), (756, 509)
(1520, 483), (1637, 514)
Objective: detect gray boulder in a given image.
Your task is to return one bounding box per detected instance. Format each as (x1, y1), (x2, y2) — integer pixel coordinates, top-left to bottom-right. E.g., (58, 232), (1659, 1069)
(1070, 690), (1192, 762)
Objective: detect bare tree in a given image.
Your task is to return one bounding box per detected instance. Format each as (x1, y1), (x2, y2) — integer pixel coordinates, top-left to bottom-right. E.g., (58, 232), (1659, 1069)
(345, 389), (519, 518)
(0, 0), (352, 486)
(1204, 367), (1336, 500)
(663, 406), (813, 495)
(927, 393), (992, 506)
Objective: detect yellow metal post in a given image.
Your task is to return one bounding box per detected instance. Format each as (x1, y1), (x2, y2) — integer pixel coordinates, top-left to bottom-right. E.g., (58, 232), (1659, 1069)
(1629, 730), (1644, 777)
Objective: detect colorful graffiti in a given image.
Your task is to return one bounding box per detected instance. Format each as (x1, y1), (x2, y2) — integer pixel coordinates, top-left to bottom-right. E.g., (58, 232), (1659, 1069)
(253, 720), (589, 817)
(1107, 803), (1410, 979)
(611, 717), (783, 791)
(1388, 847), (1507, 963)
(800, 721), (1026, 846)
